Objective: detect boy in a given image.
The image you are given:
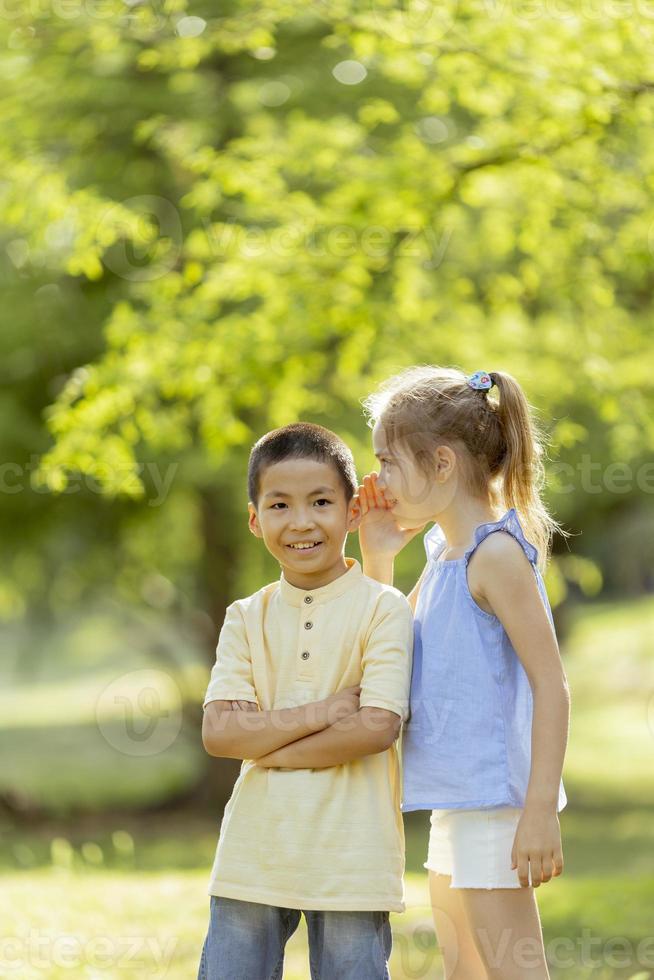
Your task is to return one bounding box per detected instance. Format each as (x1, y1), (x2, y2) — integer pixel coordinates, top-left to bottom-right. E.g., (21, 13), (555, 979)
(198, 422), (414, 979)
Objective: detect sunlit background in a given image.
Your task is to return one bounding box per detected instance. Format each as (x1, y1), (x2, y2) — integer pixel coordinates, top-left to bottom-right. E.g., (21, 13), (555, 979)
(2, 0), (654, 977)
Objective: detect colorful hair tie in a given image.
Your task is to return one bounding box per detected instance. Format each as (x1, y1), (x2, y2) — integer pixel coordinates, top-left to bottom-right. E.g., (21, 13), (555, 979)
(467, 371), (494, 391)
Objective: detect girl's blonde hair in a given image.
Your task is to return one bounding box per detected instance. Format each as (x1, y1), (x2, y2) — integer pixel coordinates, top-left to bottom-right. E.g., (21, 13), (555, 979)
(361, 365), (565, 570)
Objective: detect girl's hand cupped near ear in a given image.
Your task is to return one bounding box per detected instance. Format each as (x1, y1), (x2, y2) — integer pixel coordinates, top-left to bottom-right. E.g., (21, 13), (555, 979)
(353, 472), (426, 561)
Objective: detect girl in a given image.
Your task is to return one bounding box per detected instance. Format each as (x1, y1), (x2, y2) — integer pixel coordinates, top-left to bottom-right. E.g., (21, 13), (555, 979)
(354, 366), (570, 980)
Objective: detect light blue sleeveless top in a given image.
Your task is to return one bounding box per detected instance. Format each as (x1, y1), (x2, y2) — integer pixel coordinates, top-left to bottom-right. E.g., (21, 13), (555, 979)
(401, 508), (567, 812)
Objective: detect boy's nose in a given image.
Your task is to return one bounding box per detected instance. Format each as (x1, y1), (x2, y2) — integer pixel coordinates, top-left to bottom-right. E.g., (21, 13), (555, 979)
(289, 515), (316, 530)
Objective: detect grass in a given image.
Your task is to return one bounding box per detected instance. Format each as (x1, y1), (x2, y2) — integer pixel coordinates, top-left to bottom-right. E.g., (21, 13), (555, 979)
(560, 594), (654, 808)
(1, 595), (653, 977)
(1, 817), (652, 979)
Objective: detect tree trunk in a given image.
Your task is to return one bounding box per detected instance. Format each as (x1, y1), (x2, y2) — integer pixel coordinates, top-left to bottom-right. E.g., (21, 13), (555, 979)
(183, 485), (245, 811)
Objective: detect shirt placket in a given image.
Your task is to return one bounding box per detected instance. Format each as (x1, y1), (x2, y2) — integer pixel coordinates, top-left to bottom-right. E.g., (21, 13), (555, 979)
(296, 593), (318, 682)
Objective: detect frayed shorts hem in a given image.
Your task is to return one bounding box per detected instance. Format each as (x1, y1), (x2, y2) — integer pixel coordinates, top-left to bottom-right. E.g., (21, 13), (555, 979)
(423, 806), (527, 889)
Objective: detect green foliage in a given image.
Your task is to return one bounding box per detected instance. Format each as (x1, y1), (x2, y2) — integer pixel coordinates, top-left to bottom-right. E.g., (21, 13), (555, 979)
(3, 0), (654, 617)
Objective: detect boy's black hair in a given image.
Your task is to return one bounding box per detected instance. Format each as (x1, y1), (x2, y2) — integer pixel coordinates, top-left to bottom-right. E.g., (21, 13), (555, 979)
(248, 422), (358, 510)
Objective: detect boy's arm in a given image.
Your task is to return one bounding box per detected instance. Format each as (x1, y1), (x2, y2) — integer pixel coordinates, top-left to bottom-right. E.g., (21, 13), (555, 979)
(254, 705), (400, 769)
(202, 688), (360, 761)
(202, 600), (361, 760)
(257, 593), (413, 769)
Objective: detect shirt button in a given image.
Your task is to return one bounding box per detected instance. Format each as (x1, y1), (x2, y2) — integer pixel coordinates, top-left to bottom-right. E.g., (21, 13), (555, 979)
(301, 651), (310, 660)
(304, 596), (313, 604)
(304, 621), (313, 630)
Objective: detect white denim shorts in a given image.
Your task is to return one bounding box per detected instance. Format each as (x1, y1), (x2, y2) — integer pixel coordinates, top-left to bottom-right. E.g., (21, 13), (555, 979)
(424, 806), (526, 889)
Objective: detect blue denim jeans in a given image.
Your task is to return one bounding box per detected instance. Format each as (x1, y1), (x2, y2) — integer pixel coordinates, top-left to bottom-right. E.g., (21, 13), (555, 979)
(197, 895), (392, 979)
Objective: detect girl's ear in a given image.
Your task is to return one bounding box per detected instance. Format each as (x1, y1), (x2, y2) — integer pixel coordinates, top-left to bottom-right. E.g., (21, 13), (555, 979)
(434, 445), (457, 481)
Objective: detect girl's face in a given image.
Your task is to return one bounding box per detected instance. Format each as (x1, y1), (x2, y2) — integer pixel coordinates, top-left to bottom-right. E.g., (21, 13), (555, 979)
(372, 420), (458, 527)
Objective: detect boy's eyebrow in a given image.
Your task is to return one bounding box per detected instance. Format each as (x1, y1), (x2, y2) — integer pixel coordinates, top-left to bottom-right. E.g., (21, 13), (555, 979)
(373, 448), (394, 459)
(263, 485), (337, 499)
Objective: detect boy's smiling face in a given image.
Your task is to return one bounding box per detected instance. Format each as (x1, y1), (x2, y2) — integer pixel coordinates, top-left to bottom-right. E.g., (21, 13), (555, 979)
(248, 457), (361, 590)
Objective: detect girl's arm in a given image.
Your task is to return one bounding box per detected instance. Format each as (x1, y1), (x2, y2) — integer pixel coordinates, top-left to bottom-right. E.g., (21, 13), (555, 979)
(407, 561), (429, 613)
(470, 532), (570, 887)
(362, 554), (394, 586)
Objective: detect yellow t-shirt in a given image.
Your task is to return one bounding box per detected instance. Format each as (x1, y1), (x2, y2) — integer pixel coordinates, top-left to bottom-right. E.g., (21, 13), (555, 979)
(203, 557), (414, 911)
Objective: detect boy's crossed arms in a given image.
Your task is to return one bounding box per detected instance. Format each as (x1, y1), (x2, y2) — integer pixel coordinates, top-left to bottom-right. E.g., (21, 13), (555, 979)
(202, 687), (401, 770)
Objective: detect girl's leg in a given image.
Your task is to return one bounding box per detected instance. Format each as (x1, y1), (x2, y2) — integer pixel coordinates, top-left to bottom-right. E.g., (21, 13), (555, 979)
(428, 871), (488, 980)
(460, 887), (550, 980)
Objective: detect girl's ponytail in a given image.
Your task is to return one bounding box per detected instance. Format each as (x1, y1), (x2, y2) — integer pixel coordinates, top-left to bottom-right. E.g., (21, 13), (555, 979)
(489, 370), (562, 568)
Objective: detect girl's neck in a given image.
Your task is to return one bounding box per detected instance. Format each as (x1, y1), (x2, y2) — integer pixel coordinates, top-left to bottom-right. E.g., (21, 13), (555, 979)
(433, 498), (500, 556)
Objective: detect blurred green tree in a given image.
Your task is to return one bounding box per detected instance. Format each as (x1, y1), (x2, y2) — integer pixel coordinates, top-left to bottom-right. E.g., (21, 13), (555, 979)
(2, 1), (654, 806)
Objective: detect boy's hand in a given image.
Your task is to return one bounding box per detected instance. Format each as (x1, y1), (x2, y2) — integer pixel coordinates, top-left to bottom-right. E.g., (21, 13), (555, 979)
(321, 685), (361, 724)
(354, 472), (426, 560)
(255, 687), (361, 769)
(511, 808), (564, 888)
(230, 700), (259, 711)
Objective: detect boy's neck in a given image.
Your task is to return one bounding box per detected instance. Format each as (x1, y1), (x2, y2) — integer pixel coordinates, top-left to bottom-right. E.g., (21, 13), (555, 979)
(281, 554), (350, 591)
